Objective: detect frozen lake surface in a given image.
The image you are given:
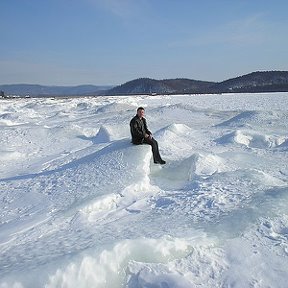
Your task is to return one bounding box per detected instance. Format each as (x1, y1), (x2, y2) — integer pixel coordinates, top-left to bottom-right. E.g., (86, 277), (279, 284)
(0, 93), (288, 287)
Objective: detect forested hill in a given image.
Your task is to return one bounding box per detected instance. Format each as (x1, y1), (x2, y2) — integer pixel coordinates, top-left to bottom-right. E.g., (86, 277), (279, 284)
(1, 71), (288, 97)
(105, 71), (288, 95)
(105, 78), (215, 95)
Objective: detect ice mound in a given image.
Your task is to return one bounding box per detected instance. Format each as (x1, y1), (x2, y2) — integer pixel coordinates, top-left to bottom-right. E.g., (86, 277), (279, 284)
(75, 123), (129, 143)
(166, 123), (191, 134)
(93, 125), (112, 143)
(80, 193), (119, 215)
(216, 111), (257, 127)
(156, 123), (192, 138)
(151, 153), (227, 191)
(77, 144), (154, 223)
(45, 237), (196, 288)
(191, 153), (227, 176)
(76, 192), (134, 225)
(151, 123), (194, 160)
(216, 110), (288, 129)
(216, 130), (286, 149)
(172, 152), (226, 178)
(169, 153), (227, 179)
(0, 141), (153, 244)
(127, 241), (225, 288)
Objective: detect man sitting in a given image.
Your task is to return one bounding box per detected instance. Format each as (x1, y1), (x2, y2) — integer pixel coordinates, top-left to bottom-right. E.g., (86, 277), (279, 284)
(130, 107), (166, 165)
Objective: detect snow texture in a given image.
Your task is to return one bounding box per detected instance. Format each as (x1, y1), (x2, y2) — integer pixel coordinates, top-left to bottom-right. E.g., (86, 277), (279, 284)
(0, 93), (288, 287)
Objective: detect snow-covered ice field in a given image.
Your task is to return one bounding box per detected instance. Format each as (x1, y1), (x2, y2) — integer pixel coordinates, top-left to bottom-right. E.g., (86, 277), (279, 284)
(0, 93), (288, 288)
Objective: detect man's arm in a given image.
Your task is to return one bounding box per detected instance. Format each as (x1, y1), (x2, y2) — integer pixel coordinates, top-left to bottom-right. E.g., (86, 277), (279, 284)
(143, 118), (152, 135)
(130, 118), (144, 138)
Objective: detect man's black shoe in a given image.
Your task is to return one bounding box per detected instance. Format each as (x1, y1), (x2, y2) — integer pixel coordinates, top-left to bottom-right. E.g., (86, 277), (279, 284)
(154, 160), (166, 165)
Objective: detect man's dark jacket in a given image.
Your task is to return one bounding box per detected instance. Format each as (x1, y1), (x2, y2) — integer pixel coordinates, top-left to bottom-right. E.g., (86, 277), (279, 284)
(130, 115), (151, 144)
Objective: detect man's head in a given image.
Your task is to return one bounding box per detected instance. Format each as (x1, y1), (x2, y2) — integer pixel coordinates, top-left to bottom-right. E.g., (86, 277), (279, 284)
(137, 107), (145, 118)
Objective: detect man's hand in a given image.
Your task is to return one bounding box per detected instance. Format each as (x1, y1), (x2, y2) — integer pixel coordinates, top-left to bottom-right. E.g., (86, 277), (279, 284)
(145, 133), (152, 139)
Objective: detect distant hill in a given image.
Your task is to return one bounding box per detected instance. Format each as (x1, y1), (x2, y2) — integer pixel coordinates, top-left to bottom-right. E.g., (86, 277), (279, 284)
(0, 84), (113, 97)
(1, 71), (288, 97)
(105, 78), (215, 95)
(104, 71), (288, 95)
(210, 71), (288, 93)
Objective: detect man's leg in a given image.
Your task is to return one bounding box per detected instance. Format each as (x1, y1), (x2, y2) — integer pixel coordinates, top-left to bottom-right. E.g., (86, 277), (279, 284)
(143, 137), (165, 164)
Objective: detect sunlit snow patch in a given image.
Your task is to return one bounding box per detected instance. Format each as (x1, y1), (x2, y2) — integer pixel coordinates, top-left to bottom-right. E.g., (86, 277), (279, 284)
(216, 130), (287, 149)
(216, 110), (288, 129)
(45, 235), (223, 288)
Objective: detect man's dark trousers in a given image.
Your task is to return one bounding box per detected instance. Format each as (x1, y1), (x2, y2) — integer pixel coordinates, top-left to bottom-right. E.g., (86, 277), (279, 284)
(143, 137), (162, 163)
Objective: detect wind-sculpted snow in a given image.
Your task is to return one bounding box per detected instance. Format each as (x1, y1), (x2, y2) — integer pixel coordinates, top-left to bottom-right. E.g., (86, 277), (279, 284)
(216, 110), (287, 128)
(0, 93), (288, 287)
(216, 130), (287, 149)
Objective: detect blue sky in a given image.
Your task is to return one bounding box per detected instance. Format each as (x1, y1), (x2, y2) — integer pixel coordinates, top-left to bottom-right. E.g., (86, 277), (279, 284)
(1, 0), (287, 85)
